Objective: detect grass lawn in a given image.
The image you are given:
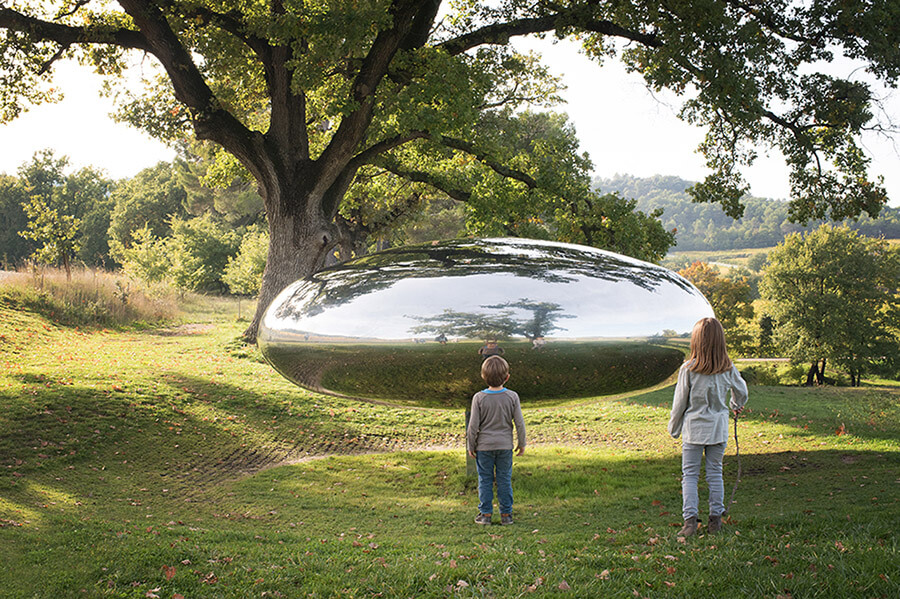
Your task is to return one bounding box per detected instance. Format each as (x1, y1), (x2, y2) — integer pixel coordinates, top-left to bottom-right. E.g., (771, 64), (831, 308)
(1, 295), (898, 598)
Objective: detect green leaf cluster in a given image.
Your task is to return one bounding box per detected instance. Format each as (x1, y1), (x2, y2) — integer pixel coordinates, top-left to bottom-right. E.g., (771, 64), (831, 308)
(222, 225), (268, 296)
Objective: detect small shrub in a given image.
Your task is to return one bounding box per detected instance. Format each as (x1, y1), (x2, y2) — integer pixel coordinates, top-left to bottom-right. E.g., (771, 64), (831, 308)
(740, 364), (781, 386)
(777, 362), (808, 386)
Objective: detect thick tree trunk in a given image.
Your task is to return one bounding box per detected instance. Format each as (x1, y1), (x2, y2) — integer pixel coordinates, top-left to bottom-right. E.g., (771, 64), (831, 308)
(243, 184), (338, 342)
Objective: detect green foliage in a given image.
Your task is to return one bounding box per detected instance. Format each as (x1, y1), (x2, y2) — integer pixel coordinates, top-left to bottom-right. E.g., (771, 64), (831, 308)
(108, 162), (188, 250)
(760, 225), (900, 385)
(9, 150), (115, 270)
(554, 192), (675, 264)
(18, 193), (80, 274)
(222, 226), (268, 296)
(3, 0), (899, 336)
(167, 214), (241, 293)
(115, 215), (242, 294)
(0, 173), (33, 265)
(49, 163), (115, 267)
(114, 224), (171, 285)
(678, 261), (755, 353)
(398, 196), (467, 246)
(600, 0), (894, 220)
(174, 146), (264, 226)
(746, 251), (769, 272)
(739, 362), (807, 386)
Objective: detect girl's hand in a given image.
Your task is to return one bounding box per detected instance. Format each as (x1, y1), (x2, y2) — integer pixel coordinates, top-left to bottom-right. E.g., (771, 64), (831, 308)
(468, 450), (477, 458)
(516, 447), (525, 456)
(732, 407), (744, 416)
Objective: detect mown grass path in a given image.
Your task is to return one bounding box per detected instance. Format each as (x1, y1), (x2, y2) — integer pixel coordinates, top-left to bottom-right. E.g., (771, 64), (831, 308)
(1, 301), (898, 598)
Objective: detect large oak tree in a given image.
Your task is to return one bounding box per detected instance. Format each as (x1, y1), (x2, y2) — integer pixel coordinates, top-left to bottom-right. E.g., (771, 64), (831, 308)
(2, 0), (897, 338)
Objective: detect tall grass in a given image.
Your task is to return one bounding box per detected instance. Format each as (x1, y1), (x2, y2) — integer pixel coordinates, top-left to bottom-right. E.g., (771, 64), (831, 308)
(0, 265), (179, 327)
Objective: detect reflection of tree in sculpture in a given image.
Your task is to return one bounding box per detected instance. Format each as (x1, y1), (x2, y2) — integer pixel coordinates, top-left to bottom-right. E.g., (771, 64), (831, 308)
(485, 300), (574, 341)
(410, 299), (572, 341)
(274, 238), (698, 322)
(410, 308), (520, 341)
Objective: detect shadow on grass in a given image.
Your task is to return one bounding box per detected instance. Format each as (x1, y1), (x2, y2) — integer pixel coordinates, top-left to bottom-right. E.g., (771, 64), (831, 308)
(621, 384), (900, 445)
(232, 446), (898, 541)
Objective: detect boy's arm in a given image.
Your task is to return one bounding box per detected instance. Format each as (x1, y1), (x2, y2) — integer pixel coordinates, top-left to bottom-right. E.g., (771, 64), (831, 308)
(466, 395), (480, 455)
(667, 365), (690, 438)
(512, 393), (526, 453)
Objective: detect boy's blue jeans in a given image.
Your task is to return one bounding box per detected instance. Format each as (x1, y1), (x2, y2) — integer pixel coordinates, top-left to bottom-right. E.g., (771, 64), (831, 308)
(681, 442), (726, 519)
(476, 449), (513, 515)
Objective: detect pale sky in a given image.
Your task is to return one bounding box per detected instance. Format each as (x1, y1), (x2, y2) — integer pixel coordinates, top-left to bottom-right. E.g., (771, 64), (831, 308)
(1, 37), (898, 205)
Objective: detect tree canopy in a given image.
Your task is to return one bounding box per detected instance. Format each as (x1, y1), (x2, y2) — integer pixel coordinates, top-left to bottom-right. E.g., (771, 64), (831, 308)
(760, 225), (900, 386)
(2, 0), (898, 337)
(677, 260), (754, 353)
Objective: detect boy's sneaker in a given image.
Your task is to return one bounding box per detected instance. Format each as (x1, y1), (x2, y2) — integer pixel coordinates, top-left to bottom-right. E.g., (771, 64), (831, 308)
(500, 514), (513, 526)
(475, 513), (492, 525)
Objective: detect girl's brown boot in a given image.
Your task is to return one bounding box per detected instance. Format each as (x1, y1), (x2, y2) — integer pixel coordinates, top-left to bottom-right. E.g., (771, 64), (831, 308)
(678, 516), (698, 537)
(708, 515), (722, 534)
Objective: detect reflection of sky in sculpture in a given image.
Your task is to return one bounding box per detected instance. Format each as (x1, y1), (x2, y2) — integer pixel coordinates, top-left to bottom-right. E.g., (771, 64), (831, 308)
(261, 238), (713, 342)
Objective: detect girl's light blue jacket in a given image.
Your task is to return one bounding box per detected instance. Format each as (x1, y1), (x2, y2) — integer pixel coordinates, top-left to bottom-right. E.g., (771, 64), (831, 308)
(668, 362), (749, 445)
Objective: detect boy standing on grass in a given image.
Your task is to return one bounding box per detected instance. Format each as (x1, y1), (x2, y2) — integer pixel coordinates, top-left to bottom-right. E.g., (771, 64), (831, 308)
(467, 356), (526, 525)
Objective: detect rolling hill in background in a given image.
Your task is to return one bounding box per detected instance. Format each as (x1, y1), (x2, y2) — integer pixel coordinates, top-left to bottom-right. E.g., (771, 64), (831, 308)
(594, 174), (900, 251)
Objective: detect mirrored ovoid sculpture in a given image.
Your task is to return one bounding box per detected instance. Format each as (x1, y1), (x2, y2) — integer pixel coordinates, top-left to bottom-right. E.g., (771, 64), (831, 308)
(259, 238), (714, 408)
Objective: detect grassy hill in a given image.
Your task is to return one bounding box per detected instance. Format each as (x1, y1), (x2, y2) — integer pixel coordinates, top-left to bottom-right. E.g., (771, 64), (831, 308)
(1, 296), (898, 597)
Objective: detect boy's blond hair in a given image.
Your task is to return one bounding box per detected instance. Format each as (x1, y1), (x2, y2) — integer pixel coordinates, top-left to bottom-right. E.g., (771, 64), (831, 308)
(481, 355), (509, 387)
(687, 317), (733, 375)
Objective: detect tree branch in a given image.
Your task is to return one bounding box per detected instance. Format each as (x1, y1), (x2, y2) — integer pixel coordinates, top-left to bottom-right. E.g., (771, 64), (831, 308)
(378, 158), (472, 203)
(0, 6), (151, 51)
(721, 0), (812, 44)
(155, 0), (271, 63)
(350, 132), (431, 168)
(438, 135), (538, 188)
(439, 12), (661, 56)
(114, 0), (269, 184)
(315, 0), (434, 191)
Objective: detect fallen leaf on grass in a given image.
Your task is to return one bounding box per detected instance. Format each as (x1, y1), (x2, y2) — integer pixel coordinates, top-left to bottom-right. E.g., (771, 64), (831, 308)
(598, 569), (610, 580)
(161, 565), (175, 581)
(558, 581), (571, 590)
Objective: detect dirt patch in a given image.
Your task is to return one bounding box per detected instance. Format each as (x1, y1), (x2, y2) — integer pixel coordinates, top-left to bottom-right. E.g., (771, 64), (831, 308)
(152, 323), (216, 336)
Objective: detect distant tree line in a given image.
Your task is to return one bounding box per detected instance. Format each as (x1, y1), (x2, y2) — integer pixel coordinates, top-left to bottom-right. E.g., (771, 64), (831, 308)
(595, 174), (900, 251)
(0, 149), (267, 293)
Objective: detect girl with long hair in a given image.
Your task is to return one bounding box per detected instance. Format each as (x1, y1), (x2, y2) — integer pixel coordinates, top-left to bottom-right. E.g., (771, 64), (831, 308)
(668, 317), (748, 536)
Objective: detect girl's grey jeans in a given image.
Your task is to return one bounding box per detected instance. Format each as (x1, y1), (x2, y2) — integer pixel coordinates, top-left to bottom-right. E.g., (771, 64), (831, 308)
(681, 442), (727, 520)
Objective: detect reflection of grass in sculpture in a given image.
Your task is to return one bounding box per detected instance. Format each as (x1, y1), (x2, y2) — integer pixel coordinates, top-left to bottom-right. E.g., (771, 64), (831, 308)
(287, 342), (685, 408)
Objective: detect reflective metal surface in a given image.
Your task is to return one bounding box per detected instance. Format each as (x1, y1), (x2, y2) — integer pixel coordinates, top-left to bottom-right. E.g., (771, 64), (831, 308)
(259, 238), (713, 408)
